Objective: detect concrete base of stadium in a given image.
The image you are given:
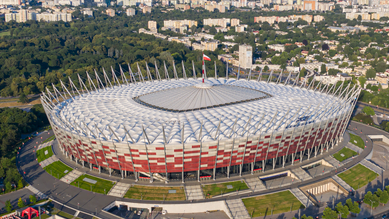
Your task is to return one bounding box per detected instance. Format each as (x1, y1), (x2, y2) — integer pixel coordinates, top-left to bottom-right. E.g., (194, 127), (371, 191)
(51, 132), (351, 186)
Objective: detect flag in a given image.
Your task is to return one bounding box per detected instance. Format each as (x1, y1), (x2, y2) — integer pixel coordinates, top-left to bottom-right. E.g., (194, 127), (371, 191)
(203, 54), (211, 61)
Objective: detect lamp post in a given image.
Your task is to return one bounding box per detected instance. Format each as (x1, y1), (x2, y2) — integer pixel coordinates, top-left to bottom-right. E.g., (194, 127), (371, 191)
(370, 200), (375, 216)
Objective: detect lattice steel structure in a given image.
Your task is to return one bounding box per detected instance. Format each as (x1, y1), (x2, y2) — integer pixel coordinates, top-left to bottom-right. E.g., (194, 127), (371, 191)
(41, 62), (360, 183)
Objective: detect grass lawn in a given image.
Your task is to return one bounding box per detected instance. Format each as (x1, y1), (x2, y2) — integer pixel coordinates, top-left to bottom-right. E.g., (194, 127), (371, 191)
(32, 214), (50, 219)
(71, 174), (115, 194)
(43, 161), (73, 179)
(124, 185), (186, 201)
(57, 211), (76, 219)
(202, 180), (249, 198)
(0, 31), (10, 37)
(333, 148), (358, 162)
(36, 147), (53, 162)
(349, 133), (365, 149)
(243, 190), (304, 217)
(42, 135), (56, 143)
(338, 164), (378, 190)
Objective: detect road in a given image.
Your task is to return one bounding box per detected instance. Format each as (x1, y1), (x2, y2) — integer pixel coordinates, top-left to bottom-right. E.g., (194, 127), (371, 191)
(14, 120), (388, 219)
(17, 131), (118, 219)
(0, 188), (35, 213)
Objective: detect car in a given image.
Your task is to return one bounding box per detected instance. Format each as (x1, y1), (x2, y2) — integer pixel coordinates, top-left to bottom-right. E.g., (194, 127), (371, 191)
(382, 214), (387, 219)
(137, 210), (142, 216)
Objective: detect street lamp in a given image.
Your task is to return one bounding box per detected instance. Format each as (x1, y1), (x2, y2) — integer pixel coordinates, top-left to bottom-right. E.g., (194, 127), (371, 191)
(370, 200), (375, 216)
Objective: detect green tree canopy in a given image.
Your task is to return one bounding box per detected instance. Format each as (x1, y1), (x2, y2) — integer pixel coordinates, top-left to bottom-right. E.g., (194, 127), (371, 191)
(322, 207), (338, 219)
(29, 195), (37, 204)
(380, 191), (389, 205)
(366, 68), (376, 79)
(336, 202), (349, 218)
(18, 93), (29, 103)
(17, 197), (25, 208)
(5, 200), (12, 213)
(358, 76), (367, 88)
(346, 198), (360, 214)
(363, 106), (375, 116)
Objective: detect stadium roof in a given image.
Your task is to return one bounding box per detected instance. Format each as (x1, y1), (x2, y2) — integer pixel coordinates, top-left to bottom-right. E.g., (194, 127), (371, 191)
(50, 78), (354, 145)
(136, 83), (271, 112)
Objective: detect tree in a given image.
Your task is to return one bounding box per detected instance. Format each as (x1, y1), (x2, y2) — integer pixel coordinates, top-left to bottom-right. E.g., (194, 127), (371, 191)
(328, 69), (338, 76)
(380, 191), (389, 205)
(346, 198), (360, 215)
(29, 195), (37, 204)
(375, 61), (387, 72)
(322, 44), (329, 50)
(359, 76), (367, 88)
(300, 68), (307, 78)
(5, 181), (11, 192)
(329, 50), (337, 57)
(301, 214), (313, 219)
(322, 207), (338, 219)
(264, 65), (269, 71)
(321, 64), (326, 74)
(364, 191), (380, 208)
(209, 26), (217, 35)
(363, 106), (375, 116)
(17, 179), (23, 189)
(366, 68), (376, 79)
(336, 202), (349, 218)
(17, 197), (24, 208)
(302, 39), (308, 46)
(18, 93), (29, 103)
(358, 15), (362, 21)
(5, 200), (12, 213)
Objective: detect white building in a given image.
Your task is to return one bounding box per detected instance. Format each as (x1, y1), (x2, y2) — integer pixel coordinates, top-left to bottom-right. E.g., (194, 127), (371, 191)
(268, 44), (285, 52)
(239, 44), (252, 69)
(314, 73), (352, 85)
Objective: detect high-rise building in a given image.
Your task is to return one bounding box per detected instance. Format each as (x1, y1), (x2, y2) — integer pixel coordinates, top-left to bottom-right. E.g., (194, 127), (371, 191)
(106, 8), (115, 17)
(303, 0), (318, 10)
(0, 0), (21, 5)
(203, 18), (230, 28)
(148, 20), (157, 30)
(230, 18), (240, 26)
(126, 8), (136, 16)
(239, 44), (252, 69)
(164, 19), (197, 29)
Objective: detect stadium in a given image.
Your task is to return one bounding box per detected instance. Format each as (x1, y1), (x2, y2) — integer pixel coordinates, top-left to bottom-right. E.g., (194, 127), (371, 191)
(41, 62), (360, 183)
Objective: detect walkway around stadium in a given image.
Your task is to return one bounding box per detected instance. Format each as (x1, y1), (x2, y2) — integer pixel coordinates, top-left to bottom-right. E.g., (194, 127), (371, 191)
(14, 120), (380, 219)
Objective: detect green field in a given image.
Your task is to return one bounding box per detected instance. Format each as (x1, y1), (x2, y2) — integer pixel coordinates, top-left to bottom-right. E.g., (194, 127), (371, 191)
(42, 135), (56, 143)
(243, 190), (304, 217)
(333, 148), (358, 162)
(0, 31), (10, 37)
(124, 185), (186, 200)
(202, 180), (249, 198)
(36, 147), (53, 162)
(338, 164), (378, 190)
(43, 161), (73, 179)
(349, 133), (365, 149)
(71, 174), (115, 194)
(32, 214), (50, 219)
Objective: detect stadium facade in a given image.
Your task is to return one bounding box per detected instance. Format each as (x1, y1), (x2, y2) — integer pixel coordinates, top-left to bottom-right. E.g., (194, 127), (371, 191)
(41, 62), (360, 182)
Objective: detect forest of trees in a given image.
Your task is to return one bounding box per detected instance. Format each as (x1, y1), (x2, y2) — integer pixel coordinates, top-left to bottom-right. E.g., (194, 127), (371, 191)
(0, 105), (48, 192)
(0, 6), (383, 97)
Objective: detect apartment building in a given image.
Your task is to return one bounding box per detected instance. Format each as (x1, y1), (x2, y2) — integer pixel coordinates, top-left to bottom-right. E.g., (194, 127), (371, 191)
(106, 8), (115, 17)
(203, 18), (230, 28)
(192, 40), (219, 51)
(239, 44), (252, 69)
(164, 19), (197, 29)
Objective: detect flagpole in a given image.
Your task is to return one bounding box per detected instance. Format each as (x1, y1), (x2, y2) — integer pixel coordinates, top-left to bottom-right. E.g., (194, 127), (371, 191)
(202, 52), (204, 83)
